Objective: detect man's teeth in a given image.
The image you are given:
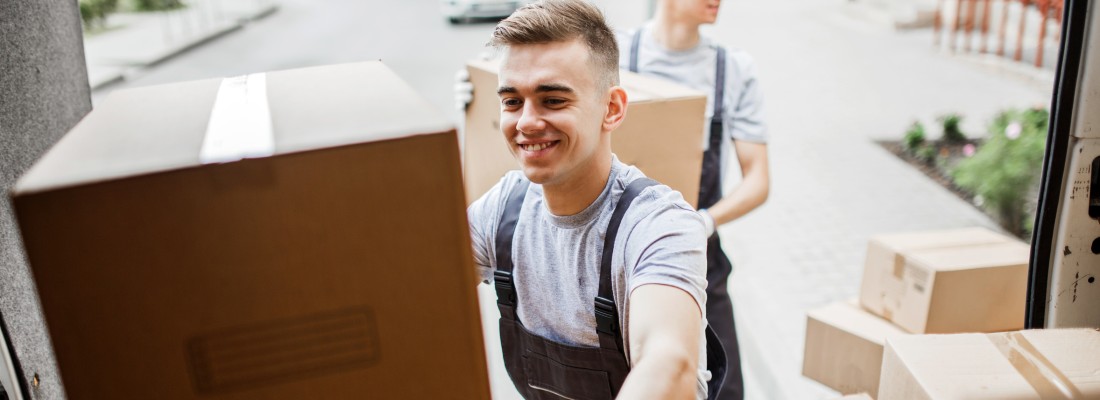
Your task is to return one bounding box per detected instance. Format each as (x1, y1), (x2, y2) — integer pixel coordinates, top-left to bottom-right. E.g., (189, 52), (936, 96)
(521, 142), (552, 151)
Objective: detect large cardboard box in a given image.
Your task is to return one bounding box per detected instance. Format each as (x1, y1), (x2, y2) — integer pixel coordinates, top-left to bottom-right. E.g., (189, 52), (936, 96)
(11, 62), (490, 399)
(834, 394), (873, 400)
(803, 299), (908, 397)
(858, 227), (1029, 333)
(879, 329), (1100, 399)
(464, 58), (707, 206)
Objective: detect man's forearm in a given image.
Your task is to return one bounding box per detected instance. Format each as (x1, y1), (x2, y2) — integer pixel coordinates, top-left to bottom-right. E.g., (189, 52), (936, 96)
(706, 168), (769, 226)
(706, 141), (770, 227)
(622, 284), (702, 399)
(616, 345), (696, 399)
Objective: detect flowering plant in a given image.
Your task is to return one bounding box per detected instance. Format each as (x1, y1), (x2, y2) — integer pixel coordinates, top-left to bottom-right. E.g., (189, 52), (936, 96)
(952, 108), (1049, 235)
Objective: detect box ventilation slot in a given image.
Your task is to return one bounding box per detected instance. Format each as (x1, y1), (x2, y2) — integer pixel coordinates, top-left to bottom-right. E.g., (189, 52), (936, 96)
(187, 307), (380, 393)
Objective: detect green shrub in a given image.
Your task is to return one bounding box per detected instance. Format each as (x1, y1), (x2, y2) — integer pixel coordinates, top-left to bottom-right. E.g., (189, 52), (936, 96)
(79, 0), (118, 30)
(939, 113), (967, 143)
(952, 108), (1048, 236)
(916, 144), (937, 165)
(79, 1), (96, 27)
(134, 0), (184, 11)
(903, 121), (926, 153)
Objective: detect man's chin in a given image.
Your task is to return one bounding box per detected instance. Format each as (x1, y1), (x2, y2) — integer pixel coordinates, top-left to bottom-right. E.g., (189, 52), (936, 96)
(520, 166), (556, 185)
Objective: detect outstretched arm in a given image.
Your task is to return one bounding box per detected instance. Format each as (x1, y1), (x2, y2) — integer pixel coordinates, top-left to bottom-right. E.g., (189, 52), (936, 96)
(616, 284), (701, 399)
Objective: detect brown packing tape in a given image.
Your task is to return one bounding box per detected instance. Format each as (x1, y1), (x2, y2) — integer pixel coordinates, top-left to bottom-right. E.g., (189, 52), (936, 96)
(892, 253), (906, 279)
(988, 332), (1085, 399)
(878, 252), (904, 321)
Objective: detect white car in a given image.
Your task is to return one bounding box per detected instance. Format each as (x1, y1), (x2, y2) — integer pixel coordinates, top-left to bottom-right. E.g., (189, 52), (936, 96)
(441, 0), (530, 24)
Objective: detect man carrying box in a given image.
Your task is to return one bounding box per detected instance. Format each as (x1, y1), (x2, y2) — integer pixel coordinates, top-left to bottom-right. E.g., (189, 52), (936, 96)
(621, 2), (771, 398)
(466, 0), (725, 398)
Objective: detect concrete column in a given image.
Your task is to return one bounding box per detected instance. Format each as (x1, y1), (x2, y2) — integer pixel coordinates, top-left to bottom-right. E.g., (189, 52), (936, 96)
(0, 0), (92, 398)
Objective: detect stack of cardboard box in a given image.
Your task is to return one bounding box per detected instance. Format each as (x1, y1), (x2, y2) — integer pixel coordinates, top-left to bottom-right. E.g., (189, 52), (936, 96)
(803, 227), (1032, 398)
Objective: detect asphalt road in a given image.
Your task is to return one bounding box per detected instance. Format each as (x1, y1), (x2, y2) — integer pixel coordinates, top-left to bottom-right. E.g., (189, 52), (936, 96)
(92, 0), (651, 125)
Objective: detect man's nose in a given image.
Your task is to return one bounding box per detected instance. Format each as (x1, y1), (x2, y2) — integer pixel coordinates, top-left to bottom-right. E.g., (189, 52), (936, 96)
(516, 101), (543, 134)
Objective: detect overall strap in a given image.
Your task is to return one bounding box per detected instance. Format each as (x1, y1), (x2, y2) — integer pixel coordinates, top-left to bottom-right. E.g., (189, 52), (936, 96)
(494, 179), (531, 313)
(628, 28), (643, 73)
(712, 46), (727, 125)
(698, 46), (728, 210)
(595, 178), (659, 352)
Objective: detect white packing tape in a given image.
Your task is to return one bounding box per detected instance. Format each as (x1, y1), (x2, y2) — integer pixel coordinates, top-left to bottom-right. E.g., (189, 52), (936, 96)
(200, 73), (275, 164)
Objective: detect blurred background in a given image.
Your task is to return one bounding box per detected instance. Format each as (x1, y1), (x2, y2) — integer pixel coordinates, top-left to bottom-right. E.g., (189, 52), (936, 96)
(74, 0), (1059, 398)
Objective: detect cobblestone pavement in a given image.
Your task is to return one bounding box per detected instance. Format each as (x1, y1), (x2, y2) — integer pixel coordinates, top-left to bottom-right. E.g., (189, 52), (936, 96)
(707, 0), (1053, 398)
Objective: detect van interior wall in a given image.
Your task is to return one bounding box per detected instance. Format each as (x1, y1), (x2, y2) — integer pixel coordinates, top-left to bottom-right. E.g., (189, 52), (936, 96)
(0, 1), (92, 398)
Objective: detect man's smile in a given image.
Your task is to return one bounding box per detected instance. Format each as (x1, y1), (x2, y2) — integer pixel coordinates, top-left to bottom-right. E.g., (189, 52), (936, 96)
(518, 140), (560, 153)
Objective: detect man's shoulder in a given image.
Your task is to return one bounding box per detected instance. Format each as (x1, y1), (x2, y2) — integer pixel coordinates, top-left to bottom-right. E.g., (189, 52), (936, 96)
(615, 164), (696, 219)
(714, 44), (758, 78)
(469, 170), (529, 223)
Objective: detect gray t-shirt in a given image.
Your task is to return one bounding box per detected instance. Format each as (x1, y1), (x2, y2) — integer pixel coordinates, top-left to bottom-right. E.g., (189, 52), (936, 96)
(617, 25), (767, 191)
(468, 157), (710, 399)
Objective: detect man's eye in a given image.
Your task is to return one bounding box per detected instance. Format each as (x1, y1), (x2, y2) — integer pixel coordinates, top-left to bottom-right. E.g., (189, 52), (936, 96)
(502, 98), (522, 107)
(545, 98), (566, 107)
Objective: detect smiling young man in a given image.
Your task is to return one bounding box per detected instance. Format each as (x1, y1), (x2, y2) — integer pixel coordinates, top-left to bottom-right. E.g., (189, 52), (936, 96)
(466, 0), (721, 399)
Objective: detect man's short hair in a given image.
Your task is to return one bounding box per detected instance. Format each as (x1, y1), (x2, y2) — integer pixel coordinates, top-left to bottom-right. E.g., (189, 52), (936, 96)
(488, 0), (620, 89)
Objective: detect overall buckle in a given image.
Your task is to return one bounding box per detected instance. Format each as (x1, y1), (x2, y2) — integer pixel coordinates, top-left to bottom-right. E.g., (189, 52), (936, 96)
(494, 270), (517, 306)
(594, 296), (619, 335)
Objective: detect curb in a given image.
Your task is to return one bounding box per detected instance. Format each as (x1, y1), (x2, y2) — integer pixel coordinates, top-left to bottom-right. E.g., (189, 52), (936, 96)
(145, 23), (244, 69)
(89, 4), (280, 91)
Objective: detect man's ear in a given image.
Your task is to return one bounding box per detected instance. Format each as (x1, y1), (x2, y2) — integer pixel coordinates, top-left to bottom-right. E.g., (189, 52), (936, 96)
(602, 86), (628, 133)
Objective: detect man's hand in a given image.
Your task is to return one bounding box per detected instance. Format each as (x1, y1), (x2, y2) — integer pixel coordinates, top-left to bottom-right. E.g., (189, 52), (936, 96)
(617, 284), (701, 399)
(454, 68), (474, 111)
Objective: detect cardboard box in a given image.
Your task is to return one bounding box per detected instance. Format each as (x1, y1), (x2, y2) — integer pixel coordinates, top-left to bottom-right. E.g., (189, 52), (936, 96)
(11, 62), (490, 399)
(803, 299), (908, 397)
(879, 329), (1100, 399)
(858, 227), (1029, 333)
(464, 58), (707, 206)
(834, 394), (873, 400)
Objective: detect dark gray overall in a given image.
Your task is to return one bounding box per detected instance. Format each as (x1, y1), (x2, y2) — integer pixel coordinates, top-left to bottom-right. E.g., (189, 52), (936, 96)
(630, 29), (744, 400)
(494, 178), (727, 399)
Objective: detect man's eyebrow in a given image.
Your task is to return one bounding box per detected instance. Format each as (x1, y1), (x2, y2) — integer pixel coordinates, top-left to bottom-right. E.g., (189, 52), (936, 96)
(496, 84), (575, 96)
(536, 84), (573, 93)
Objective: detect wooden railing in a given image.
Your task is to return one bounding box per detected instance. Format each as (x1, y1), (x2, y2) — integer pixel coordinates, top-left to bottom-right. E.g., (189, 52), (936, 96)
(934, 0), (1064, 68)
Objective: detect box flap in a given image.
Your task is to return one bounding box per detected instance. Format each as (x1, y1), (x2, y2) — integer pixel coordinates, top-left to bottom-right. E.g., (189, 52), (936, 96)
(808, 299), (909, 344)
(619, 70), (707, 102)
(882, 329), (1100, 399)
(884, 332), (1035, 398)
(14, 61), (453, 196)
(869, 227), (1013, 253)
(908, 241), (1031, 271)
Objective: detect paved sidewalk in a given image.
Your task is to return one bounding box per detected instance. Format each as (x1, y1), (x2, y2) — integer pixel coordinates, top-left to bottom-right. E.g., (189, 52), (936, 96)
(83, 0), (278, 90)
(704, 0), (1053, 398)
